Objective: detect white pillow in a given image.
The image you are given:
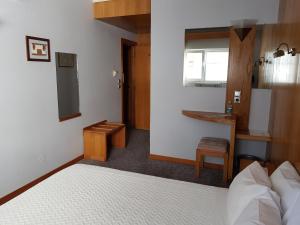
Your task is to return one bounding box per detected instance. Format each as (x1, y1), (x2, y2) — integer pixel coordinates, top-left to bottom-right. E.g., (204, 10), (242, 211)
(271, 161), (300, 225)
(227, 161), (280, 225)
(233, 196), (282, 225)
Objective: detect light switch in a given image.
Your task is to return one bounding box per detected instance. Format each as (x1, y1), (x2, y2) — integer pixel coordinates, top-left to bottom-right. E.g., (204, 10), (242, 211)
(112, 70), (118, 77)
(234, 91), (241, 103)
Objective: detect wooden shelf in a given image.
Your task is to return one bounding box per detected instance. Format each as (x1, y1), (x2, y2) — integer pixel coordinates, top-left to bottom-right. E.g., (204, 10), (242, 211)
(94, 0), (150, 18)
(236, 130), (272, 142)
(182, 110), (236, 125)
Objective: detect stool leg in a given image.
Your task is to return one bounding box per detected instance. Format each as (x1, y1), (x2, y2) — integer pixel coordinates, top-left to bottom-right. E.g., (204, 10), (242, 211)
(223, 153), (228, 182)
(112, 126), (126, 148)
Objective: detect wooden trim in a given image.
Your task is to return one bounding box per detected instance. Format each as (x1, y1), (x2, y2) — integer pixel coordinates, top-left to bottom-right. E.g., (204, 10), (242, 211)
(149, 154), (224, 170)
(0, 155), (84, 206)
(59, 113), (82, 122)
(185, 31), (229, 41)
(121, 38), (137, 47)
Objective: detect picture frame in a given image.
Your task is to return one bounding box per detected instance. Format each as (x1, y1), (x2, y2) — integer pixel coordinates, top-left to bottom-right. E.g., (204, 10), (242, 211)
(26, 36), (51, 62)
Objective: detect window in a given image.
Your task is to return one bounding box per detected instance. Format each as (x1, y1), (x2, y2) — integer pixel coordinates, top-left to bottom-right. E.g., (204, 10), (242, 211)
(184, 48), (229, 86)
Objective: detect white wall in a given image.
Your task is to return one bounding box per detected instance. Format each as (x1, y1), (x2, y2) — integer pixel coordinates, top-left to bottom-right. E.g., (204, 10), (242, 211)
(151, 0), (278, 161)
(0, 0), (135, 197)
(237, 89), (272, 161)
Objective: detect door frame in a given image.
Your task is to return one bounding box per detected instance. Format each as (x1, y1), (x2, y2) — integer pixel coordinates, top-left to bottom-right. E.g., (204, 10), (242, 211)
(121, 38), (137, 125)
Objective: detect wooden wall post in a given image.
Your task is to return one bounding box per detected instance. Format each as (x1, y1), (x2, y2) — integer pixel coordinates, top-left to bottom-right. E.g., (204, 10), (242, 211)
(226, 26), (256, 131)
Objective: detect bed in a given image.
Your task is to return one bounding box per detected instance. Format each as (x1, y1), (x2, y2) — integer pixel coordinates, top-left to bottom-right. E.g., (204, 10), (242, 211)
(0, 164), (228, 225)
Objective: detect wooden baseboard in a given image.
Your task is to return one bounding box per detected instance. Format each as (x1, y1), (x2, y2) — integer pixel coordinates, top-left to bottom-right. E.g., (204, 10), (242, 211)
(0, 155), (84, 206)
(149, 154), (195, 165)
(149, 154), (223, 170)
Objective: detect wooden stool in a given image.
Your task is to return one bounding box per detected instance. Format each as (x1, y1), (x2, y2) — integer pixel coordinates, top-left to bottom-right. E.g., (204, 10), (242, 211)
(195, 137), (229, 182)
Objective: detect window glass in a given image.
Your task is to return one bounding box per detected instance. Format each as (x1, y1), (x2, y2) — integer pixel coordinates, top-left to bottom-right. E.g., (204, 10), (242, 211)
(184, 51), (203, 80)
(205, 51), (229, 82)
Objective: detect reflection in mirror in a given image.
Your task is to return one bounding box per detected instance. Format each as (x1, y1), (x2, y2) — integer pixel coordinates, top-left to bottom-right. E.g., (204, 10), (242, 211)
(255, 24), (299, 89)
(184, 27), (230, 87)
(184, 25), (273, 89)
(55, 52), (81, 122)
(253, 25), (264, 88)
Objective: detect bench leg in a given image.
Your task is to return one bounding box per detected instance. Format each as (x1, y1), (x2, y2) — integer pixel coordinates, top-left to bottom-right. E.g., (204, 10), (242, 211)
(84, 132), (107, 161)
(95, 134), (107, 161)
(112, 127), (126, 149)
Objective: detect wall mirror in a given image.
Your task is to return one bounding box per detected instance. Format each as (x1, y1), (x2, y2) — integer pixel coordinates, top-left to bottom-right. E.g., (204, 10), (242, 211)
(252, 25), (265, 89)
(183, 27), (230, 87)
(55, 52), (81, 122)
(183, 25), (271, 89)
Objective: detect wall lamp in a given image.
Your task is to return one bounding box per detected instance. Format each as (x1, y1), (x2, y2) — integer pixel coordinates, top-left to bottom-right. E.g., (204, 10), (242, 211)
(273, 43), (297, 58)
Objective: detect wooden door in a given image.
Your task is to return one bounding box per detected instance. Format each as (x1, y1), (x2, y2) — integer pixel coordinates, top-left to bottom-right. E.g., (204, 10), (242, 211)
(133, 35), (150, 130)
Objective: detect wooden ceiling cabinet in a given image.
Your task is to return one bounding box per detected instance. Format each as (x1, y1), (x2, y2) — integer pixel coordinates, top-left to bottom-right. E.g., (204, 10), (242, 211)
(93, 0), (151, 33)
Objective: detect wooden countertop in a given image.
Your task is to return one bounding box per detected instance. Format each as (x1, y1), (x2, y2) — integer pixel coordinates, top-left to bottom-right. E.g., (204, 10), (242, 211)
(182, 110), (237, 125)
(182, 110), (271, 142)
(236, 130), (272, 142)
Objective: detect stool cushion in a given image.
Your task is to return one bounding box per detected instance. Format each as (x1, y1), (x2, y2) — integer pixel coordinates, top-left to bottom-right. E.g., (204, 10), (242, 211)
(198, 137), (228, 152)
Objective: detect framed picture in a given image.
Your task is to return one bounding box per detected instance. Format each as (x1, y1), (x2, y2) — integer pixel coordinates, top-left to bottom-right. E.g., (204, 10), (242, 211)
(26, 36), (51, 62)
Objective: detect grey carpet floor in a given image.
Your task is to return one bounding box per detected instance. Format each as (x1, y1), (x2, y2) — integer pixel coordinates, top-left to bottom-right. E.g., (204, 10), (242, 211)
(80, 129), (226, 188)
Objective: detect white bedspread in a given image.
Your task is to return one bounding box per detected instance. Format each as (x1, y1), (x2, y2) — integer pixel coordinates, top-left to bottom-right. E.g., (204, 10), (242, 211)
(0, 164), (228, 225)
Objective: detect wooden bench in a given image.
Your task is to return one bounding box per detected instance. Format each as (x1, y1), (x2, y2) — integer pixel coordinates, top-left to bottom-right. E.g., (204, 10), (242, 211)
(83, 120), (126, 161)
